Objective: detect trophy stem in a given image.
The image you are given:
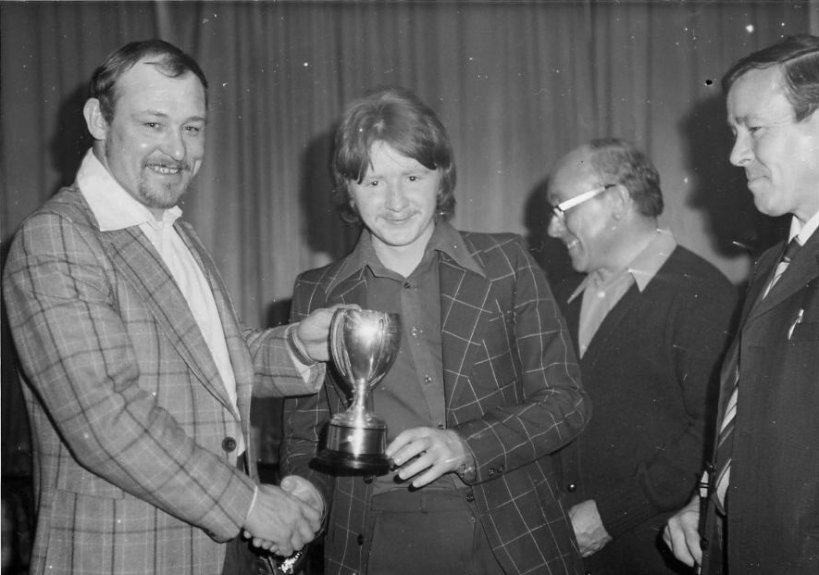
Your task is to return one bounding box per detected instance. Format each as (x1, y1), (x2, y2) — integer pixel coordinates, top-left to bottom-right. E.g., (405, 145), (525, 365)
(349, 380), (368, 415)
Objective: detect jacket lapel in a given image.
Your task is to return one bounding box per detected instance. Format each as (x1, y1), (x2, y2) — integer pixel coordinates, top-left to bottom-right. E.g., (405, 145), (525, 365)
(100, 225), (236, 413)
(746, 232), (819, 322)
(175, 221), (247, 423)
(438, 253), (493, 408)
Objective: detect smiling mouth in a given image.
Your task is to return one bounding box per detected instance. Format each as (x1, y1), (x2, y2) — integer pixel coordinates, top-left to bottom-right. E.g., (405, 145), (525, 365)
(383, 213), (414, 224)
(147, 163), (185, 176)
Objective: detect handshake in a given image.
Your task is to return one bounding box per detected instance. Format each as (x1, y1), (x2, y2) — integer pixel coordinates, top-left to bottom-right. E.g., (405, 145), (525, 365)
(242, 475), (325, 557)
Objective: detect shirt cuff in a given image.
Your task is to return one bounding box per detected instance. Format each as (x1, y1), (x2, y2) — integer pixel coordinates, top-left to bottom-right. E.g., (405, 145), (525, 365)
(244, 484), (259, 525)
(286, 324), (319, 383)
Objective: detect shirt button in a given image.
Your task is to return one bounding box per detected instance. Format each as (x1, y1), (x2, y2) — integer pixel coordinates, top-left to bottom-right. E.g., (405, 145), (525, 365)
(567, 483), (577, 492)
(221, 437), (237, 453)
(403, 281), (413, 289)
(411, 327), (419, 337)
(357, 533), (365, 545)
(424, 375), (432, 384)
(465, 490), (475, 503)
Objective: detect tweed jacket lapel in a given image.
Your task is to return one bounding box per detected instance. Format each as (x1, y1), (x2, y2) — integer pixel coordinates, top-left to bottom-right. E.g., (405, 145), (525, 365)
(438, 251), (494, 409)
(99, 225), (236, 414)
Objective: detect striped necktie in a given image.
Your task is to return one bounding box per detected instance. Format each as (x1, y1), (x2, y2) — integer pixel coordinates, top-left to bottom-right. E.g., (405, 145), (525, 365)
(713, 238), (802, 513)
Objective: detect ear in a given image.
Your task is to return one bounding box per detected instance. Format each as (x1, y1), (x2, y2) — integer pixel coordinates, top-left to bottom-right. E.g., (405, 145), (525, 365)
(609, 184), (631, 219)
(83, 98), (109, 140)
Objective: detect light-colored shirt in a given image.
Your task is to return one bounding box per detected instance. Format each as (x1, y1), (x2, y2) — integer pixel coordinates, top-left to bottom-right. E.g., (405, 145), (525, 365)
(77, 149), (245, 453)
(789, 209), (819, 245)
(568, 229), (677, 357)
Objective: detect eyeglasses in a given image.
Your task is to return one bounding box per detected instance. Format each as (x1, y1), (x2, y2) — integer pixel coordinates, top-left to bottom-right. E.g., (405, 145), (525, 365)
(550, 184), (616, 221)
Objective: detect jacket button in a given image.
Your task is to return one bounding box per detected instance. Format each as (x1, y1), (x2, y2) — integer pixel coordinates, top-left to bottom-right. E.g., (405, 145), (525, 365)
(701, 537), (709, 550)
(567, 483), (577, 492)
(221, 437), (237, 453)
(363, 475), (373, 484)
(357, 533), (365, 545)
(465, 490), (475, 503)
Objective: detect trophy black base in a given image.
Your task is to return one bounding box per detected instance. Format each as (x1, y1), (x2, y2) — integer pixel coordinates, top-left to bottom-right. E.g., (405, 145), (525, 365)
(314, 449), (391, 476)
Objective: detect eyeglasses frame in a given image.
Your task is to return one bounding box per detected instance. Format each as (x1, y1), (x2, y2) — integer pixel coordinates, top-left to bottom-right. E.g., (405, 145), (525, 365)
(550, 184), (618, 221)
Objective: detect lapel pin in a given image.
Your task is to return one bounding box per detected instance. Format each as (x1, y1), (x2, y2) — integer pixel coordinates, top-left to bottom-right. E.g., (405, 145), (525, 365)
(787, 308), (805, 341)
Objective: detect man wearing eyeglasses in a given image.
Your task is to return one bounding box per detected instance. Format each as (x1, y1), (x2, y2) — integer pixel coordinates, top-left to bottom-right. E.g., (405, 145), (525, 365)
(546, 138), (736, 573)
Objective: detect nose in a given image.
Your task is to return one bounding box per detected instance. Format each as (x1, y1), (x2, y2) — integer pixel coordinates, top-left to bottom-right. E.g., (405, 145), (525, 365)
(384, 181), (408, 211)
(547, 213), (564, 238)
(162, 128), (187, 162)
(729, 132), (752, 167)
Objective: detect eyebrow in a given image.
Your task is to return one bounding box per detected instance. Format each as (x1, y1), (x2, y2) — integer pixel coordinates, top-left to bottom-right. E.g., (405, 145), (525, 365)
(138, 110), (207, 123)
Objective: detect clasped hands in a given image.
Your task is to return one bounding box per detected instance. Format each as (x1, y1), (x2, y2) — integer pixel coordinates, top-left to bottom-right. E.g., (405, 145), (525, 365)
(386, 426), (473, 488)
(242, 475), (324, 556)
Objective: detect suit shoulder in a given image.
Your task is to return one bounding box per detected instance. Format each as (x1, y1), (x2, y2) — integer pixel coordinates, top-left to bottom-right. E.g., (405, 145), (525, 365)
(662, 247), (734, 290)
(651, 247), (738, 317)
(460, 231), (522, 253)
(8, 187), (99, 253)
(293, 259), (349, 299)
(15, 186), (95, 233)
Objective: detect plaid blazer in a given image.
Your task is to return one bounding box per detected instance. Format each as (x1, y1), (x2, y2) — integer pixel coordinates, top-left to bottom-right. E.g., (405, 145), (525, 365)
(281, 230), (589, 575)
(3, 186), (323, 575)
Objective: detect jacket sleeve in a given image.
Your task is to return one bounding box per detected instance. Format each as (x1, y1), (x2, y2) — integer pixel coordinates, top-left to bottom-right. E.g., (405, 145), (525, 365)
(245, 324), (326, 398)
(594, 277), (737, 537)
(3, 211), (255, 541)
(278, 273), (336, 504)
(454, 239), (590, 484)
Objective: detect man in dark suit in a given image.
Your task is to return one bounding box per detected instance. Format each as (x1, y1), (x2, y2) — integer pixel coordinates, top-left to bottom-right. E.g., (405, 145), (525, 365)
(546, 138), (736, 574)
(3, 39), (331, 574)
(280, 86), (590, 575)
(664, 35), (819, 574)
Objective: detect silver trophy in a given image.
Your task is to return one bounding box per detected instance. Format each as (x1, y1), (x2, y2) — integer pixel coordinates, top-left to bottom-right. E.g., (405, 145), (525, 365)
(314, 308), (401, 475)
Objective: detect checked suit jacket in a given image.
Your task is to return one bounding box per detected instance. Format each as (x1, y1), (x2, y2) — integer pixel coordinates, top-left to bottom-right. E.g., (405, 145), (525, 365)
(3, 185), (323, 575)
(701, 229), (819, 574)
(281, 229), (590, 575)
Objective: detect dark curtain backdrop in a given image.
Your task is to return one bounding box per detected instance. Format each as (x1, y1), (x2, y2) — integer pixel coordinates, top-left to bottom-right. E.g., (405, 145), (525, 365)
(2, 0), (816, 496)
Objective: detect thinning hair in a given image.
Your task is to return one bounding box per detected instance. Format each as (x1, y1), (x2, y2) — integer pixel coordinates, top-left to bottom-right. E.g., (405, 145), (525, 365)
(89, 39), (208, 123)
(331, 86), (456, 224)
(723, 34), (819, 122)
(587, 138), (664, 218)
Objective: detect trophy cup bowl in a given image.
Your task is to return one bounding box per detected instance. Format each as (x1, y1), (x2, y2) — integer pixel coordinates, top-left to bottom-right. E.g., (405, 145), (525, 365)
(314, 308), (401, 475)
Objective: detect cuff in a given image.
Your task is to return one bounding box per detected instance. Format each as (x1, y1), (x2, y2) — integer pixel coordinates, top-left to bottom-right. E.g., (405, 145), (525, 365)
(287, 324), (318, 367)
(594, 483), (655, 537)
(244, 484), (259, 525)
(454, 433), (477, 483)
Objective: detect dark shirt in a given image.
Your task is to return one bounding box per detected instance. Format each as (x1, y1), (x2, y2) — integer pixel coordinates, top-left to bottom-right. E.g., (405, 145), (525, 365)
(333, 222), (483, 494)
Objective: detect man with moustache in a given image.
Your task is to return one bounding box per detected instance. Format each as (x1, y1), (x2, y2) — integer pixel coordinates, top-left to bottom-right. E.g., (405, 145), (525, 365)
(3, 40), (330, 575)
(280, 86), (590, 575)
(664, 35), (819, 574)
(546, 138), (736, 573)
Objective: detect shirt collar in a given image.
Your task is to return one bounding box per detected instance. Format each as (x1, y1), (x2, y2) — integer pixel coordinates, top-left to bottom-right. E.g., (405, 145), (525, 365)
(789, 209), (819, 246)
(330, 220), (484, 291)
(77, 148), (182, 232)
(569, 229), (677, 302)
